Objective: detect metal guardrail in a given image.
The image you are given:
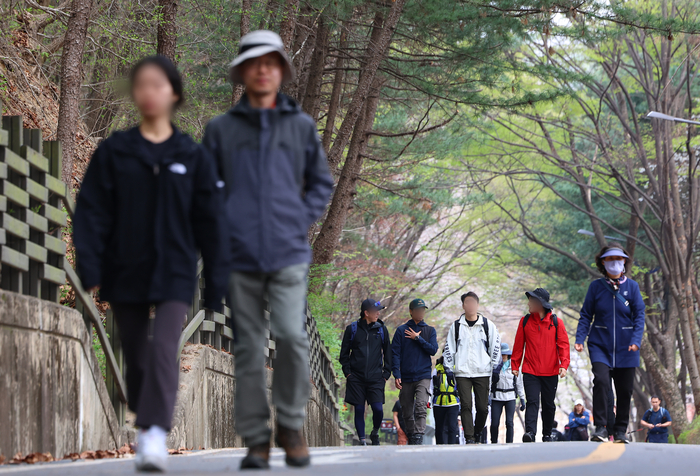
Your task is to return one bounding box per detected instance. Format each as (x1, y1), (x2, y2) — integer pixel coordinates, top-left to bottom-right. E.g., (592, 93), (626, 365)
(0, 105), (341, 429)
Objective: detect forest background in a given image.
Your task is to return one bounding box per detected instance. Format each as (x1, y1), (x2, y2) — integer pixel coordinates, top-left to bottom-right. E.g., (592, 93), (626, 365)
(2, 0), (700, 441)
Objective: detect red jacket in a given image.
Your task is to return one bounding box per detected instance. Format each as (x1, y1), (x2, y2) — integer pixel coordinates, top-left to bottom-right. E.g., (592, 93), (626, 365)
(512, 311), (570, 377)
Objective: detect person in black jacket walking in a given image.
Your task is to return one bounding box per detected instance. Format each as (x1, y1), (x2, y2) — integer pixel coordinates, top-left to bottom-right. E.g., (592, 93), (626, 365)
(339, 299), (392, 446)
(202, 31), (333, 470)
(73, 56), (228, 473)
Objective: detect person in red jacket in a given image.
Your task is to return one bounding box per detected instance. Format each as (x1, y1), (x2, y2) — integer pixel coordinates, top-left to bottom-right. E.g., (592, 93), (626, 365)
(512, 288), (570, 443)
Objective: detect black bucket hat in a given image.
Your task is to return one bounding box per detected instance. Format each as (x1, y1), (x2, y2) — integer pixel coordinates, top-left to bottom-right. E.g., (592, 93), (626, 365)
(525, 288), (553, 310)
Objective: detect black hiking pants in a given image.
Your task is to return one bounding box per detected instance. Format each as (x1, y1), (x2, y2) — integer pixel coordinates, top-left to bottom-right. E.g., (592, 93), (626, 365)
(112, 301), (188, 431)
(523, 373), (558, 438)
(592, 362), (635, 435)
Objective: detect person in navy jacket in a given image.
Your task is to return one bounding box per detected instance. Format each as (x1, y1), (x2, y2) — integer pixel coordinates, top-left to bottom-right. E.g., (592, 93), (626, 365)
(391, 299), (439, 445)
(575, 244), (645, 444)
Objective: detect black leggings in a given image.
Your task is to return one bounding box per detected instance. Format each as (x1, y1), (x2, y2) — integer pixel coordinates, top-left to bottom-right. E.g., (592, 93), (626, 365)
(434, 405), (459, 444)
(111, 301), (188, 431)
(491, 399), (516, 443)
(592, 362), (635, 434)
(354, 402), (383, 439)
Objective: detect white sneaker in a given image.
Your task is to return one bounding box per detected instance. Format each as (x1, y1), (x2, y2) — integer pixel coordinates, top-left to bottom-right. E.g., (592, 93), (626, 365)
(135, 426), (168, 472)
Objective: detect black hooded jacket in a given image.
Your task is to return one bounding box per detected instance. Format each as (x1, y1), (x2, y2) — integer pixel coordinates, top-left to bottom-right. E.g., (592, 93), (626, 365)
(339, 318), (392, 382)
(73, 126), (229, 310)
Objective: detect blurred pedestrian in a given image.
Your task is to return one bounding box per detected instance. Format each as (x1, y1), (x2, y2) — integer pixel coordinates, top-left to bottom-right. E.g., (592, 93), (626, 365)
(490, 343), (526, 443)
(641, 396), (672, 443)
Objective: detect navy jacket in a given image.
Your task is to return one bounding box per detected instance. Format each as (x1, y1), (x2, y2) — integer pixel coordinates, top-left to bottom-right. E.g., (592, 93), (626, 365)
(575, 277), (646, 368)
(202, 93), (333, 273)
(391, 319), (438, 382)
(73, 127), (229, 310)
(339, 319), (392, 381)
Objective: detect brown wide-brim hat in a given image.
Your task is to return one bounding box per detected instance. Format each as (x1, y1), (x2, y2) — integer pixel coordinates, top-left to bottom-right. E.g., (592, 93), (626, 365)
(228, 30), (295, 85)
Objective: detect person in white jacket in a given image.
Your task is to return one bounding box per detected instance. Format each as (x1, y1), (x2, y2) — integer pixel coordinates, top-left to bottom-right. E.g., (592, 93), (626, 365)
(490, 342), (526, 443)
(443, 292), (501, 444)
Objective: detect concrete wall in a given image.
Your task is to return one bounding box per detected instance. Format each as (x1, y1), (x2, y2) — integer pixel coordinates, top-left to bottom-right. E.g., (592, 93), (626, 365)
(0, 290), (122, 458)
(169, 344), (343, 450)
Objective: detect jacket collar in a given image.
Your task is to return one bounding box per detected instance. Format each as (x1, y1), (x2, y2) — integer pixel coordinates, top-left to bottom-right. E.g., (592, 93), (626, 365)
(406, 318), (427, 327)
(229, 92), (300, 118)
(459, 313), (485, 326)
(110, 125), (196, 163)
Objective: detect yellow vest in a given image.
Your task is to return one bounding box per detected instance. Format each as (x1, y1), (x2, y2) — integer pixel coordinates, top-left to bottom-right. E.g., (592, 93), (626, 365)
(433, 363), (459, 406)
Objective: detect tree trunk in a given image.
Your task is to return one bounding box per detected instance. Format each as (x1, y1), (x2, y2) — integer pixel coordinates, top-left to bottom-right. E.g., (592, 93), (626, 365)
(325, 0), (406, 173)
(311, 75), (384, 270)
(278, 0), (299, 50)
(322, 24), (348, 155)
(156, 0), (178, 62)
(231, 0), (252, 106)
(56, 0), (93, 186)
(301, 17), (328, 121)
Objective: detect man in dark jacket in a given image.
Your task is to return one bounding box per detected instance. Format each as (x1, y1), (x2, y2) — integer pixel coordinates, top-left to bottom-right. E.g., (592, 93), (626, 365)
(391, 299), (439, 445)
(339, 299), (392, 446)
(202, 30), (333, 470)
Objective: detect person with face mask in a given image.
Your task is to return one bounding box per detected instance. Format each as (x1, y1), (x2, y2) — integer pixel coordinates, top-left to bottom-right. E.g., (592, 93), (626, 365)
(575, 244), (645, 444)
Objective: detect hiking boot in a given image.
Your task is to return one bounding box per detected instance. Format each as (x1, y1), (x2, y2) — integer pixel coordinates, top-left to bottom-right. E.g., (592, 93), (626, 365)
(522, 432), (535, 443)
(370, 429), (380, 446)
(358, 438), (367, 446)
(465, 438), (477, 444)
(590, 426), (608, 442)
(406, 434), (416, 445)
(276, 424), (310, 468)
(413, 434), (423, 445)
(613, 432), (629, 444)
(542, 435), (553, 442)
(240, 442), (270, 470)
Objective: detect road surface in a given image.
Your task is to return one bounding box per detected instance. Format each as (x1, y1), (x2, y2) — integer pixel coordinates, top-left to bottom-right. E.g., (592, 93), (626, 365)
(0, 442), (696, 475)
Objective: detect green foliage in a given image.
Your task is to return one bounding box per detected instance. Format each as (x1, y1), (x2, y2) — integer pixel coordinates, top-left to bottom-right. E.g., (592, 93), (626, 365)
(677, 417), (700, 445)
(92, 327), (109, 381)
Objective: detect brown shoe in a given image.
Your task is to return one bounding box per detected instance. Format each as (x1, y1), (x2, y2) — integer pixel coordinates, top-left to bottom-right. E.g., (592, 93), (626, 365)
(240, 442), (270, 470)
(276, 424), (310, 468)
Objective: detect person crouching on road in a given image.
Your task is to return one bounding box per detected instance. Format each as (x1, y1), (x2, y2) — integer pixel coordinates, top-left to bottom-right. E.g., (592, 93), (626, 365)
(641, 396), (672, 443)
(202, 30), (333, 469)
(443, 292), (502, 444)
(512, 288), (570, 443)
(73, 56), (229, 473)
(391, 299), (439, 445)
(339, 299), (392, 446)
(575, 244), (645, 444)
(566, 399), (591, 441)
(432, 356), (460, 444)
(490, 343), (525, 444)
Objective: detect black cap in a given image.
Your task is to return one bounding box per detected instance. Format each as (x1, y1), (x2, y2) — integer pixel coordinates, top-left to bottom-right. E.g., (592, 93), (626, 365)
(361, 299), (386, 316)
(409, 298), (428, 310)
(525, 288), (553, 310)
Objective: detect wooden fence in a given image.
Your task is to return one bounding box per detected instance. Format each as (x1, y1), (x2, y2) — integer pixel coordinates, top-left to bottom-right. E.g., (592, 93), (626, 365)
(0, 107), (340, 430)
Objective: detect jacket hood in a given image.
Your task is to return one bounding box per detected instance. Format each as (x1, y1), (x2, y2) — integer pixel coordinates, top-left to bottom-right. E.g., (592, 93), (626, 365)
(229, 92), (301, 117)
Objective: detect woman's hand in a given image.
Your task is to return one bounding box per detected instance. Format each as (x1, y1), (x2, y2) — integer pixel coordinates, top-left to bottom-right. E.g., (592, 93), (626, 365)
(628, 344), (639, 352)
(574, 343), (584, 352)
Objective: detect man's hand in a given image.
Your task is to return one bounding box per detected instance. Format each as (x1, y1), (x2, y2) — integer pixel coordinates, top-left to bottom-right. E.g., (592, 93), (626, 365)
(629, 344), (639, 352)
(395, 378), (402, 390)
(574, 343), (584, 352)
(512, 369), (519, 377)
(405, 328), (421, 340)
(559, 368), (568, 378)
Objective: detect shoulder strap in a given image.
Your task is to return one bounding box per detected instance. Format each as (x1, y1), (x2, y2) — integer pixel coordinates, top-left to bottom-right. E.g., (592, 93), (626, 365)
(350, 321), (358, 342)
(378, 325), (385, 344)
(482, 316), (490, 354)
(552, 314), (559, 343)
(600, 278), (630, 307)
(523, 313), (531, 330)
(454, 319), (461, 345)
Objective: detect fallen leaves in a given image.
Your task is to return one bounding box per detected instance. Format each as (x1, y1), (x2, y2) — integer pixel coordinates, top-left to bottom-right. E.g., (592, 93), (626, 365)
(0, 455), (5, 465)
(63, 443), (134, 462)
(9, 452), (54, 464)
(181, 364), (192, 373)
(168, 447), (193, 455)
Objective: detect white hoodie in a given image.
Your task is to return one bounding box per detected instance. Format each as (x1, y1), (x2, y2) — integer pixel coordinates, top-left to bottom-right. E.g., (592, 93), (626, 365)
(443, 314), (501, 378)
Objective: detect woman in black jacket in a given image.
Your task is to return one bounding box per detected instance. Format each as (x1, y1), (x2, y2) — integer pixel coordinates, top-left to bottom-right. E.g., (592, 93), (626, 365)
(73, 56), (228, 472)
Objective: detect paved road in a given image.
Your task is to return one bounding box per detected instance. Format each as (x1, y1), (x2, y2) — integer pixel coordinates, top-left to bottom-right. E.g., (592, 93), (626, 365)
(0, 442), (696, 476)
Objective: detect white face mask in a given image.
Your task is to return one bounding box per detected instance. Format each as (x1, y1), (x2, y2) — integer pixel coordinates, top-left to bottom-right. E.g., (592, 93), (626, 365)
(604, 260), (625, 276)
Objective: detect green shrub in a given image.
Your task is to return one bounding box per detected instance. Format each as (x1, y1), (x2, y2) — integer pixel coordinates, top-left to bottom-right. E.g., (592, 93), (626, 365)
(677, 417), (700, 444)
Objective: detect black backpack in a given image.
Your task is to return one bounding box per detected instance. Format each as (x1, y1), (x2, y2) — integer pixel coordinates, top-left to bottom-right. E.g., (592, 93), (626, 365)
(454, 315), (490, 356)
(522, 313), (559, 343)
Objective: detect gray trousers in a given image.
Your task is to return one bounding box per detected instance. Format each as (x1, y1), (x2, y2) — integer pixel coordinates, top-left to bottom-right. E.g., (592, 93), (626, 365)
(229, 263), (311, 446)
(399, 379), (430, 435)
